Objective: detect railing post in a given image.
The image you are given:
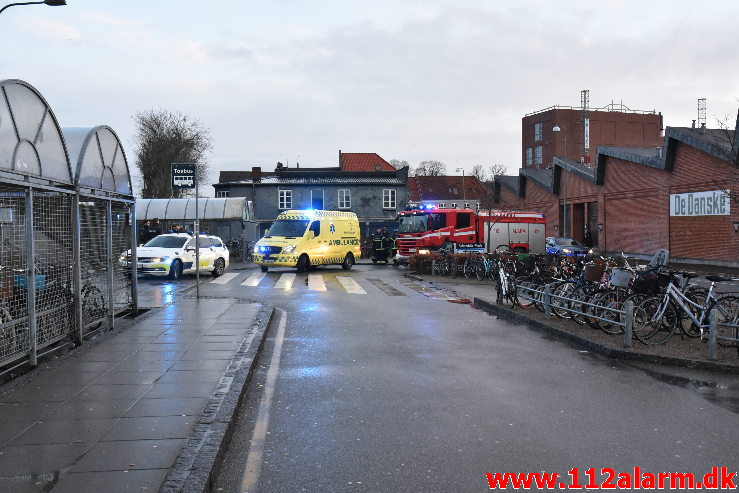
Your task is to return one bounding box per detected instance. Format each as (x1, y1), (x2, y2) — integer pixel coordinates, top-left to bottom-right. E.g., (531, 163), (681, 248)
(130, 203), (138, 316)
(708, 310), (717, 360)
(623, 300), (633, 348)
(543, 284), (551, 317)
(431, 259), (436, 275)
(72, 193), (82, 345)
(25, 188), (37, 367)
(107, 200), (115, 329)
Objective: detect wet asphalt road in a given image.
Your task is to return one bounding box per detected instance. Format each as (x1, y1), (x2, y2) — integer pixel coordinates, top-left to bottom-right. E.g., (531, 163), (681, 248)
(142, 265), (738, 492)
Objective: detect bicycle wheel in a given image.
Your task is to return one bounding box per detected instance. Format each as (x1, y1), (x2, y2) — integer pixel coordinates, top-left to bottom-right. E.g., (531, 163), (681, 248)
(515, 277), (537, 308)
(463, 257), (476, 279)
(450, 257), (460, 279)
(636, 297), (677, 344)
(550, 282), (576, 319)
(707, 295), (739, 347)
(591, 288), (626, 334)
(475, 258), (486, 281)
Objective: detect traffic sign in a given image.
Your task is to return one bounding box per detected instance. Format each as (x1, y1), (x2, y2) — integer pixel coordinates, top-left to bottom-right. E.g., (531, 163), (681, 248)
(171, 163), (196, 189)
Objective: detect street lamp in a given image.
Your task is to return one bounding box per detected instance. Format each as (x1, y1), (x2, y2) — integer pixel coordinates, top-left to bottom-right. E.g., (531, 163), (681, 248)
(455, 167), (466, 203)
(552, 125), (568, 237)
(0, 0), (66, 15)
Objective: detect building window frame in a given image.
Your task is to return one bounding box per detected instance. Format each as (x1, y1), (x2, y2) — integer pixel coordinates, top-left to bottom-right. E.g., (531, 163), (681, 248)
(382, 189), (397, 209)
(438, 202), (446, 208)
(338, 189), (351, 209)
(534, 122), (543, 141)
(464, 202), (470, 209)
(215, 190), (230, 198)
(534, 146), (543, 166)
(451, 203), (458, 209)
(525, 148), (533, 166)
(278, 189), (292, 209)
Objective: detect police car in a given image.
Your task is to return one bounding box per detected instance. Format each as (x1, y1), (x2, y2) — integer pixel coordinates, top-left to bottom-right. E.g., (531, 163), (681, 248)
(119, 233), (230, 279)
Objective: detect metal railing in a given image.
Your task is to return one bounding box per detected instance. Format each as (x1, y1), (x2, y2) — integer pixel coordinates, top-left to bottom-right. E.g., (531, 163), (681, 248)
(708, 313), (739, 360)
(515, 283), (636, 348)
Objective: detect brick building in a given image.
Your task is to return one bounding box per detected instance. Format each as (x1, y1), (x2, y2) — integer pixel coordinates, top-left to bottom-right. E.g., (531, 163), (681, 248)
(407, 175), (490, 211)
(522, 103), (663, 169)
(496, 116), (739, 267)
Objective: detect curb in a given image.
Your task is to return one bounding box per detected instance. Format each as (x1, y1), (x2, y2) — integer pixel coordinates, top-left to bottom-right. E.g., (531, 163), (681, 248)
(473, 297), (739, 375)
(160, 303), (276, 493)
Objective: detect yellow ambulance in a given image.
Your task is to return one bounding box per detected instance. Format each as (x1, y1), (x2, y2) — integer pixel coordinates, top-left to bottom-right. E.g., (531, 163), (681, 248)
(253, 210), (361, 272)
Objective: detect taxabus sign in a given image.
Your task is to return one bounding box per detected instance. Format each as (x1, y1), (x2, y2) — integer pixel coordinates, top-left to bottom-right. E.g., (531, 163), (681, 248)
(670, 190), (730, 216)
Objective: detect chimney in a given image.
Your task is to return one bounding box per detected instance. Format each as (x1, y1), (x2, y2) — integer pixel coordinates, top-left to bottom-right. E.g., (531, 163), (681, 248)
(691, 120), (696, 130)
(251, 166), (262, 182)
(700, 122), (706, 134)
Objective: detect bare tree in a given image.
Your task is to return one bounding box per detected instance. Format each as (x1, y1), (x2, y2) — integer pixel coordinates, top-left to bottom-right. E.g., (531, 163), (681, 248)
(389, 159), (410, 170)
(488, 163), (507, 179)
(133, 109), (213, 198)
(413, 160), (447, 176)
(471, 164), (486, 182)
(712, 108), (738, 202)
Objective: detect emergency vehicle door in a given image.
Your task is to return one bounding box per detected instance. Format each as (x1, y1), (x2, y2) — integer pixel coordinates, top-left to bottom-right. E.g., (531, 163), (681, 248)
(509, 223), (529, 249)
(306, 220), (324, 264)
(483, 223), (510, 251)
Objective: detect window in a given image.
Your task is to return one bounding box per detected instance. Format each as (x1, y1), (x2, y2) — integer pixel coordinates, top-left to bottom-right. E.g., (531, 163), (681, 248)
(457, 212), (471, 228)
(215, 190), (230, 198)
(309, 220), (320, 237)
(278, 189), (292, 209)
(451, 203), (458, 209)
(438, 203), (446, 208)
(383, 189), (396, 209)
(534, 122), (543, 141)
(525, 148), (533, 165)
(338, 189), (351, 209)
(311, 189), (324, 209)
(534, 146), (543, 165)
(464, 202), (470, 209)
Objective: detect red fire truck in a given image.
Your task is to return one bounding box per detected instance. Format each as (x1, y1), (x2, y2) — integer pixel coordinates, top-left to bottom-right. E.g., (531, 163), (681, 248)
(394, 206), (546, 262)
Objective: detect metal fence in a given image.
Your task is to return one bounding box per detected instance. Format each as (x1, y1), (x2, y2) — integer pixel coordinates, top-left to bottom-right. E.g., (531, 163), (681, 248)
(0, 184), (135, 374)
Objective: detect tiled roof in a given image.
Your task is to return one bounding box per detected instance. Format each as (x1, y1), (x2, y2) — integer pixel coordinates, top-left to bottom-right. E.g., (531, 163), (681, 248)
(408, 175), (489, 202)
(340, 153), (395, 172)
(216, 175), (405, 186)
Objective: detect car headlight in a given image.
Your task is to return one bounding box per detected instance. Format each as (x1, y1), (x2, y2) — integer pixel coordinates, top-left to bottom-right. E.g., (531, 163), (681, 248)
(418, 249), (430, 255)
(562, 248), (571, 254)
(161, 257), (172, 263)
(253, 246), (260, 254)
(282, 245), (296, 253)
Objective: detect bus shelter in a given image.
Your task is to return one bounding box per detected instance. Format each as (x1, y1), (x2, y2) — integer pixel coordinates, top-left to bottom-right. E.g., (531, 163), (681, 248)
(0, 79), (136, 375)
(135, 197), (256, 260)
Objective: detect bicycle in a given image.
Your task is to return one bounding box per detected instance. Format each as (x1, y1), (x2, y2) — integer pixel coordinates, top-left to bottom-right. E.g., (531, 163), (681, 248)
(635, 272), (739, 345)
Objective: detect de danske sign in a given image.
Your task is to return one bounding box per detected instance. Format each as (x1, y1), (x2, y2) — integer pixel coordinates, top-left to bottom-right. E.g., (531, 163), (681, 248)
(669, 190), (730, 217)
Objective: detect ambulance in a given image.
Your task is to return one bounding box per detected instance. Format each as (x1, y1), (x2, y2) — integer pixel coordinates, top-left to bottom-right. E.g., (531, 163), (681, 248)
(253, 210), (361, 272)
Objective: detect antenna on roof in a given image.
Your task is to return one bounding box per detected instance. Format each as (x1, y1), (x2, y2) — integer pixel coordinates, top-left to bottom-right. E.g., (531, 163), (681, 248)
(698, 98), (706, 128)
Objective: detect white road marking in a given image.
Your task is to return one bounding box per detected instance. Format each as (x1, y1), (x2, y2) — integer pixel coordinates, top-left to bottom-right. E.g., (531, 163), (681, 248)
(241, 272), (266, 286)
(336, 276), (367, 294)
(273, 273), (296, 290)
(308, 273), (326, 291)
(240, 308), (287, 493)
(210, 272), (239, 284)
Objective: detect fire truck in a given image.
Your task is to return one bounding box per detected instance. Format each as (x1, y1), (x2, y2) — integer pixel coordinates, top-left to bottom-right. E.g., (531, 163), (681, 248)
(394, 206), (546, 262)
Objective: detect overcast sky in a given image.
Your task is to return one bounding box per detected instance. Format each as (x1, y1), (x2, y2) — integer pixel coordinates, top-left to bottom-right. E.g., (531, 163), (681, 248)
(3, 0), (738, 195)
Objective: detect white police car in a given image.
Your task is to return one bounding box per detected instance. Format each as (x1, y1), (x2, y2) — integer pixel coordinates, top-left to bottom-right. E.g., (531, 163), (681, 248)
(119, 233), (230, 279)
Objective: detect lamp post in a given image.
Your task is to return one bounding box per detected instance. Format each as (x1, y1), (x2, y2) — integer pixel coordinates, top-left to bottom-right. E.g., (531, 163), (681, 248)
(0, 0), (65, 14)
(552, 125), (567, 237)
(455, 167), (465, 204)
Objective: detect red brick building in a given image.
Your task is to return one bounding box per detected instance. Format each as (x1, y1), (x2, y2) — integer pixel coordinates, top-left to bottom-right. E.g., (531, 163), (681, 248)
(496, 118), (739, 266)
(522, 104), (663, 169)
(407, 175), (490, 211)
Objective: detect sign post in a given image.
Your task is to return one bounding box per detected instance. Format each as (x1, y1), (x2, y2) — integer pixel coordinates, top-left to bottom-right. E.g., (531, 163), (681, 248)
(171, 163), (199, 298)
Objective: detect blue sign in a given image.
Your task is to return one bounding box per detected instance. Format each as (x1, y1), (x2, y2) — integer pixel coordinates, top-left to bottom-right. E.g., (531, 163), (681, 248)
(171, 163), (196, 188)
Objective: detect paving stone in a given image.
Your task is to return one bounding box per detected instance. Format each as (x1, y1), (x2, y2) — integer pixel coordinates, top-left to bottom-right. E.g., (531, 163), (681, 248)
(0, 442), (91, 476)
(101, 416), (195, 441)
(144, 382), (217, 399)
(70, 438), (186, 472)
(53, 469), (169, 493)
(45, 399), (138, 421)
(124, 397), (209, 417)
(11, 417), (116, 445)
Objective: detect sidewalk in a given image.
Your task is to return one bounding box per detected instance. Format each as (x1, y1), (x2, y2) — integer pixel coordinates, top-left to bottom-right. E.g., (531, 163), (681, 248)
(0, 297), (272, 493)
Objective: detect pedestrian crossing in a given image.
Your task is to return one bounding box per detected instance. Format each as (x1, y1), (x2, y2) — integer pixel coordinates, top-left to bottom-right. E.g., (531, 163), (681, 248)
(206, 270), (460, 300)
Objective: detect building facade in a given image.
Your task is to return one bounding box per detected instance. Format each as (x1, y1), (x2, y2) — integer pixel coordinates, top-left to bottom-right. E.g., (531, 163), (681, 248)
(213, 153), (409, 239)
(407, 175), (490, 211)
(496, 120), (739, 266)
(522, 103), (663, 169)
